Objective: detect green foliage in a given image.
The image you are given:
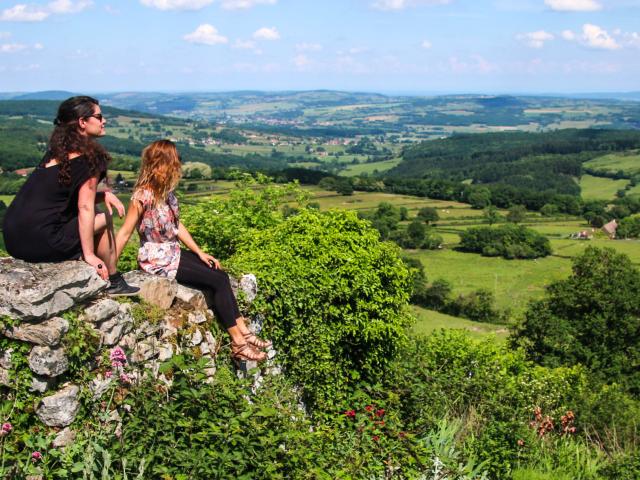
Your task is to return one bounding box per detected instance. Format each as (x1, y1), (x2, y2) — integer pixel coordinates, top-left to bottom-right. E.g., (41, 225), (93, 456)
(459, 224), (552, 259)
(483, 205), (501, 225)
(506, 204), (527, 224)
(512, 247), (640, 393)
(62, 309), (101, 377)
(231, 209), (412, 410)
(181, 174), (307, 260)
(616, 214), (640, 239)
(117, 241), (139, 273)
(416, 206), (439, 224)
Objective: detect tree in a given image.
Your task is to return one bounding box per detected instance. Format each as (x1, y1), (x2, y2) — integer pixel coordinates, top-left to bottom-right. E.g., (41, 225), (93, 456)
(482, 205), (501, 225)
(506, 205), (527, 224)
(335, 180), (354, 196)
(511, 247), (640, 393)
(416, 207), (439, 225)
(540, 203), (558, 217)
(405, 220), (427, 249)
(468, 188), (491, 209)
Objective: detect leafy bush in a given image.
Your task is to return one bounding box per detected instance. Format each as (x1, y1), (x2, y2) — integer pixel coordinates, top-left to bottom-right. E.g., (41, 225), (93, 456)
(616, 215), (640, 239)
(180, 175), (307, 259)
(512, 246), (640, 393)
(459, 224), (552, 259)
(231, 209), (412, 410)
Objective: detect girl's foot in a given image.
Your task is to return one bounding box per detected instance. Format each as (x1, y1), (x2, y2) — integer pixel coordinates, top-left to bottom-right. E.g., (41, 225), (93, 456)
(231, 341), (267, 362)
(243, 332), (272, 350)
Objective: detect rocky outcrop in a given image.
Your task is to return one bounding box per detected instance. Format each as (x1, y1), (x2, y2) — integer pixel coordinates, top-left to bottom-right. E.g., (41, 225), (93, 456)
(0, 258), (275, 431)
(0, 258), (107, 321)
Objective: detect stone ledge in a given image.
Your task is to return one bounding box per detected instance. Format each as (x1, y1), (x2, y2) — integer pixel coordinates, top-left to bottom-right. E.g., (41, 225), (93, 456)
(0, 258), (107, 321)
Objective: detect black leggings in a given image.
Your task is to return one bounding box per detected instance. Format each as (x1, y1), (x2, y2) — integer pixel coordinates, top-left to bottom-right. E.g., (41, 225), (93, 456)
(175, 250), (240, 329)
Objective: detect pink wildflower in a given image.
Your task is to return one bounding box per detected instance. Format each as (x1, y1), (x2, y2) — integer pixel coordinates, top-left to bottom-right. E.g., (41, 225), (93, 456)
(0, 423), (12, 436)
(364, 405), (374, 412)
(375, 409), (385, 418)
(372, 435), (380, 442)
(31, 451), (42, 462)
(105, 371), (113, 379)
(119, 373), (131, 384)
(344, 410), (356, 418)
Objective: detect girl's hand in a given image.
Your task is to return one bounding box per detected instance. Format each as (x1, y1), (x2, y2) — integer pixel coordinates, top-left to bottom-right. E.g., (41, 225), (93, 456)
(85, 254), (109, 280)
(198, 252), (221, 270)
(104, 191), (125, 217)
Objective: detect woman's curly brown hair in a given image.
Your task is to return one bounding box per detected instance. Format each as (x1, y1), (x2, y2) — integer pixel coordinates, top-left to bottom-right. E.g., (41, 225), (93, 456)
(47, 96), (110, 185)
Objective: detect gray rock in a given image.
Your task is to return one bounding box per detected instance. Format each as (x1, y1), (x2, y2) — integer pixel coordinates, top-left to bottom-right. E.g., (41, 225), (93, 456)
(157, 343), (173, 361)
(135, 321), (163, 339)
(2, 316), (69, 346)
(0, 349), (12, 369)
(117, 333), (137, 350)
(83, 299), (120, 323)
(89, 375), (113, 400)
(131, 338), (159, 364)
(123, 271), (177, 309)
(30, 375), (55, 393)
(36, 384), (80, 427)
(175, 284), (208, 310)
(52, 427), (76, 448)
(187, 312), (207, 325)
(0, 367), (9, 386)
(239, 274), (258, 303)
(0, 258), (107, 321)
(28, 346), (68, 377)
(188, 328), (203, 347)
(98, 310), (133, 347)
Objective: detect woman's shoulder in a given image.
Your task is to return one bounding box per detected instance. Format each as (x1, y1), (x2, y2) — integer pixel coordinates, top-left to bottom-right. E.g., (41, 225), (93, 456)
(131, 188), (154, 205)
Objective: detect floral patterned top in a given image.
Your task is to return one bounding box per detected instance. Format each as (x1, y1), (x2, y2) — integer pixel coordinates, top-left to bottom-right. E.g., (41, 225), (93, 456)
(131, 188), (181, 278)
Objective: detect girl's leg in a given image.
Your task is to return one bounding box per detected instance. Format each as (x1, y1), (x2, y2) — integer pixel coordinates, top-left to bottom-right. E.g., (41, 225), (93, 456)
(93, 211), (117, 275)
(175, 251), (268, 358)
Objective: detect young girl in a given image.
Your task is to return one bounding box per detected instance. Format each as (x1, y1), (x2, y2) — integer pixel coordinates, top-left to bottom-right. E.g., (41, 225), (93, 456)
(115, 140), (270, 362)
(3, 96), (137, 296)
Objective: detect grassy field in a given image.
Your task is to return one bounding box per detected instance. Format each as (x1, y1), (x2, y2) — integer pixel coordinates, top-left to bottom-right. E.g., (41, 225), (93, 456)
(411, 305), (509, 341)
(341, 158), (402, 176)
(407, 248), (572, 315)
(583, 151), (640, 176)
(579, 174), (629, 200)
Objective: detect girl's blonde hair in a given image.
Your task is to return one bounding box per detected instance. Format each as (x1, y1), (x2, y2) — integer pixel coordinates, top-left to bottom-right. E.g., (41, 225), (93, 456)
(134, 139), (182, 204)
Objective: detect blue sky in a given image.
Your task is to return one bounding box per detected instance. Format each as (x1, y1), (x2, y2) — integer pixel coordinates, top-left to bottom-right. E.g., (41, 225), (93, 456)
(0, 0), (639, 94)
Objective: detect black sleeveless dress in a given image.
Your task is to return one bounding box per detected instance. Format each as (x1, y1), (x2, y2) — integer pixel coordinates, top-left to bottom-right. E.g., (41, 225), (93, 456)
(2, 155), (103, 262)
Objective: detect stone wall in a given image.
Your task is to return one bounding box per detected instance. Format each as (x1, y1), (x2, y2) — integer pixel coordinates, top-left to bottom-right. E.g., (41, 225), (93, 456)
(0, 257), (273, 438)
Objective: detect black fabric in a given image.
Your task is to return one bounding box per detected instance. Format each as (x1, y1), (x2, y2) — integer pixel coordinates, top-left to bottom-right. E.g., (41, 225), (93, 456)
(2, 154), (102, 262)
(175, 250), (240, 329)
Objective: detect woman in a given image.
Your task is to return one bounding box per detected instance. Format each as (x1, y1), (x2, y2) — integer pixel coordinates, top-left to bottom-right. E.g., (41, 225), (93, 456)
(2, 96), (138, 296)
(115, 140), (270, 362)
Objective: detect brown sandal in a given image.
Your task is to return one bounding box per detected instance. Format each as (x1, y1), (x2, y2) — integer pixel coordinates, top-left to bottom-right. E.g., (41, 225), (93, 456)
(243, 332), (272, 350)
(231, 342), (267, 362)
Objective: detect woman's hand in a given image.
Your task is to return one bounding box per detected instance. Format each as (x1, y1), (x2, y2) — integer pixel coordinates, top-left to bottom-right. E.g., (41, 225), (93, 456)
(198, 252), (221, 270)
(84, 254), (109, 280)
(104, 191), (125, 217)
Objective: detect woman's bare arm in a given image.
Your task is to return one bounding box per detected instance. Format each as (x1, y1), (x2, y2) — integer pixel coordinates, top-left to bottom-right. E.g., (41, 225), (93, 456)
(115, 200), (142, 258)
(77, 176), (105, 277)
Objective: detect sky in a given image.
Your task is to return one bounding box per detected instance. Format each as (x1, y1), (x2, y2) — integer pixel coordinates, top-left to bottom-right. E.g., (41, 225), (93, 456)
(0, 0), (639, 94)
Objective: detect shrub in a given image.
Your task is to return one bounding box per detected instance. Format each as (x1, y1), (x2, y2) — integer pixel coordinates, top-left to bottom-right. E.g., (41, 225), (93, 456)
(231, 209), (412, 410)
(459, 224), (552, 259)
(616, 215), (640, 239)
(511, 247), (640, 393)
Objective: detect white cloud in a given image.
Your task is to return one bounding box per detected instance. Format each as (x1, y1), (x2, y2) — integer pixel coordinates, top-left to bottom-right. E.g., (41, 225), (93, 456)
(624, 31), (640, 48)
(0, 32), (10, 39)
(447, 55), (497, 74)
(184, 24), (228, 45)
(234, 39), (256, 49)
(544, 0), (601, 11)
(582, 23), (620, 49)
(295, 42), (322, 52)
(372, 0), (451, 11)
(561, 29), (575, 40)
(253, 27), (280, 40)
(140, 0), (214, 10)
(48, 0), (93, 14)
(517, 30), (554, 48)
(0, 42), (27, 53)
(33, 42), (43, 49)
(220, 0), (276, 9)
(0, 4), (49, 22)
(293, 53), (311, 68)
(421, 40), (432, 49)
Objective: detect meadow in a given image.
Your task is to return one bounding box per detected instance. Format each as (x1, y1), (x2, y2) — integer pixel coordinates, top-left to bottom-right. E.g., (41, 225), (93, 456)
(583, 150), (640, 176)
(578, 174), (629, 200)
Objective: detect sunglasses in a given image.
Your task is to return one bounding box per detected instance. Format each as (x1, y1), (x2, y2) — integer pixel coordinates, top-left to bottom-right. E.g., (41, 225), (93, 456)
(85, 113), (104, 121)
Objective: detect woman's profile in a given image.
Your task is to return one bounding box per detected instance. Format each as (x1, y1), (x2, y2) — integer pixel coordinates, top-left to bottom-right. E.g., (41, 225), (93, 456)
(2, 96), (138, 296)
(115, 139), (271, 362)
